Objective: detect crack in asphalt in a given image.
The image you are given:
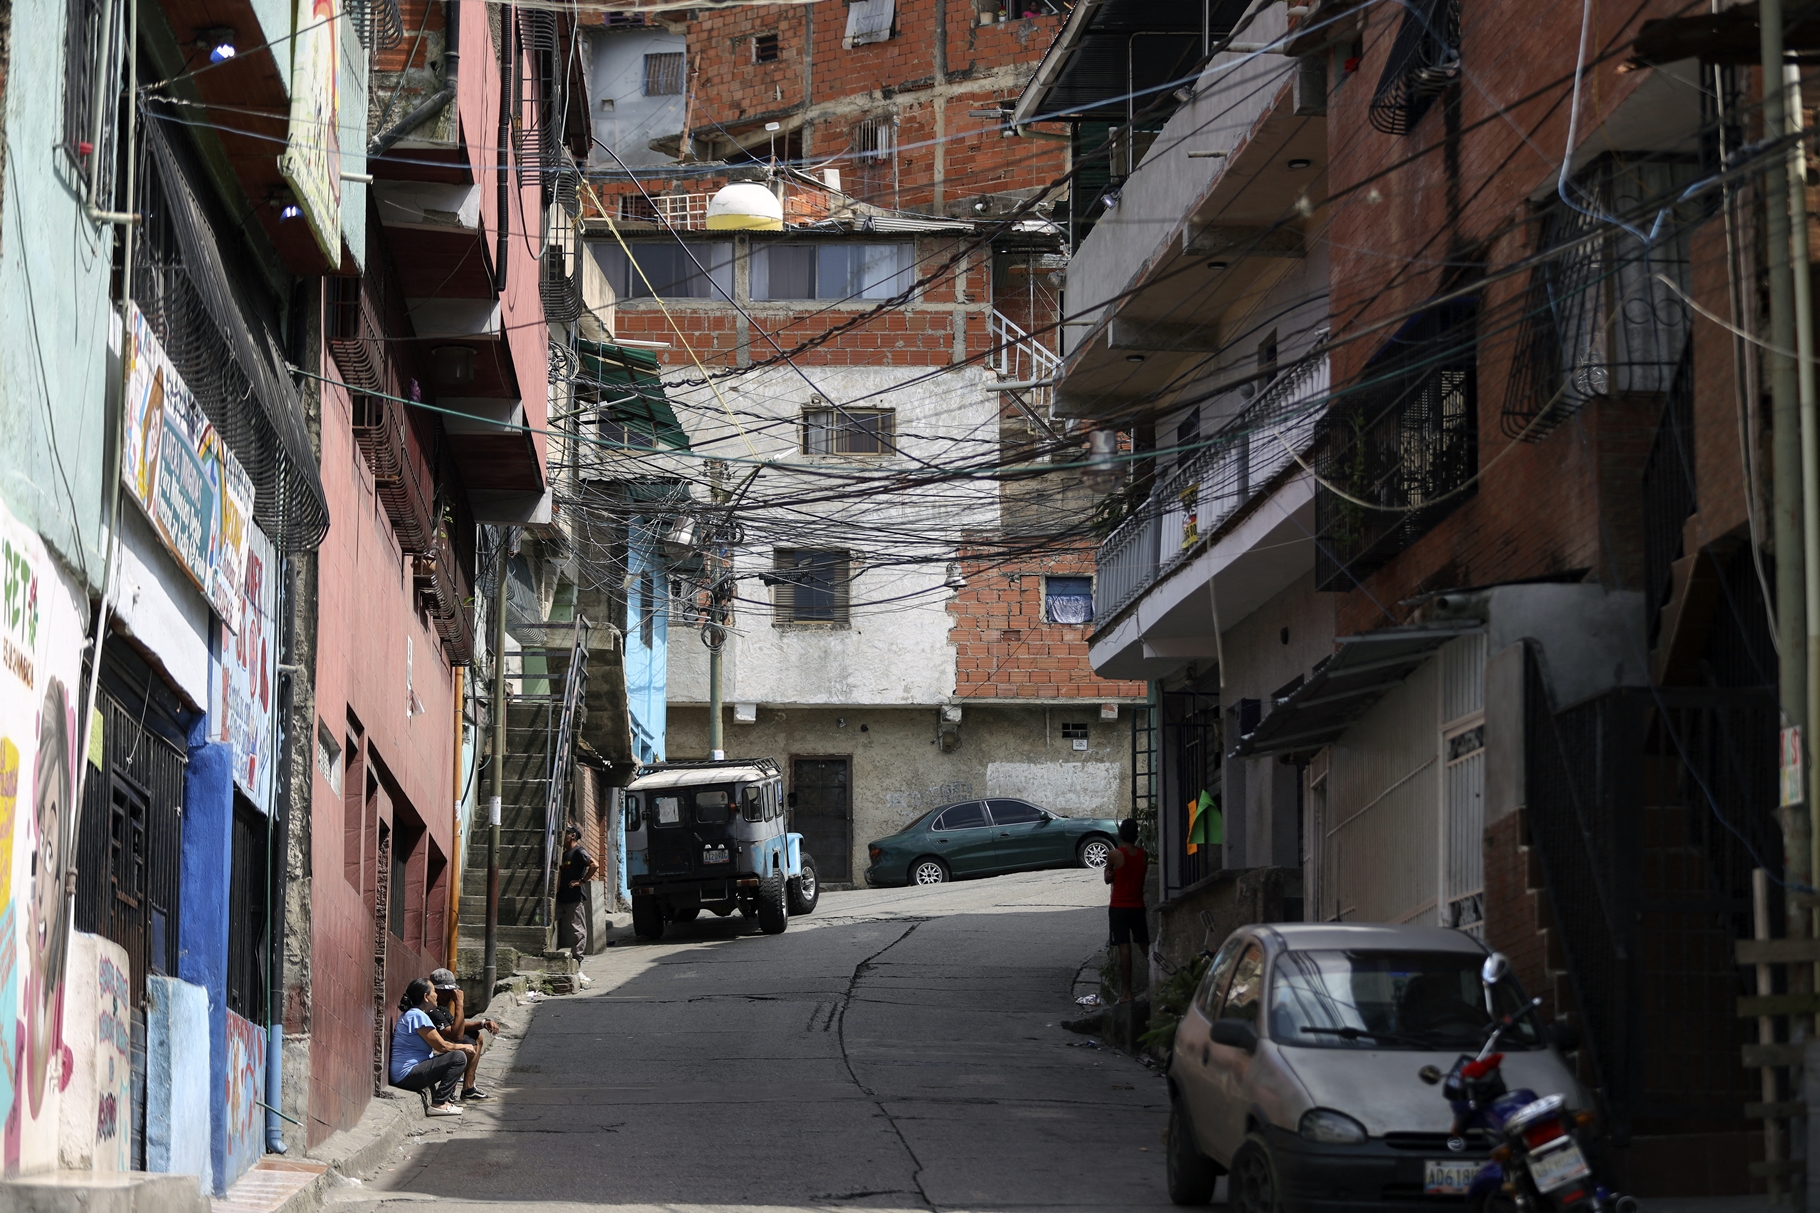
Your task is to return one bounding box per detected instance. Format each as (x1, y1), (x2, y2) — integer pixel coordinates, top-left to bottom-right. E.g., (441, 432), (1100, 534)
(833, 918), (936, 1212)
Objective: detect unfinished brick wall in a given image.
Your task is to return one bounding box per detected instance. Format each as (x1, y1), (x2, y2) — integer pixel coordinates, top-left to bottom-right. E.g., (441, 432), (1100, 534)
(948, 547), (1148, 700)
(1319, 0), (1701, 639)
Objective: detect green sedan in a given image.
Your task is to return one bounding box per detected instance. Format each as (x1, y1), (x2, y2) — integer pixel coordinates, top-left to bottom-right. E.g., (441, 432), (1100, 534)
(864, 798), (1122, 886)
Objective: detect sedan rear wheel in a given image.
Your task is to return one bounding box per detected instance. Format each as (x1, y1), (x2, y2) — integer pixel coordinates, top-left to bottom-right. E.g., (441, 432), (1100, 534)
(1078, 836), (1113, 869)
(910, 857), (950, 885)
(1228, 1134), (1280, 1213)
(1165, 1097), (1218, 1205)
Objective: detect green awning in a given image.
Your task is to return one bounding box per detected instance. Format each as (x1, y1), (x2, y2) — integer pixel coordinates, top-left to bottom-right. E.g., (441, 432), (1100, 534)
(576, 340), (690, 451)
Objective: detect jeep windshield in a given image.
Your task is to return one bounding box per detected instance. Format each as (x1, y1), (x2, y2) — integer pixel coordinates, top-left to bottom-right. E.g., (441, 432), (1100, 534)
(1268, 950), (1542, 1051)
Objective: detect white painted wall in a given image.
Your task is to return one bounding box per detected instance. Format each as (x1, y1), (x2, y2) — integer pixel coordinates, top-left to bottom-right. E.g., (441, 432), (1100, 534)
(1061, 6), (1297, 354)
(589, 28), (689, 168)
(665, 362), (1000, 709)
(986, 761), (1122, 814)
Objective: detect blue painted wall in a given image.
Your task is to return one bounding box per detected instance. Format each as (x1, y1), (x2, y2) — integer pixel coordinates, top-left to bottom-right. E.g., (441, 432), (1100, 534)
(146, 974), (212, 1192)
(179, 731), (237, 1194)
(625, 519), (668, 764)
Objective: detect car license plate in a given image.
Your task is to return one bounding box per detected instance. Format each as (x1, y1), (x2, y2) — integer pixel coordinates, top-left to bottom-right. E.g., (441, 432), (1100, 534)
(702, 847), (729, 865)
(1528, 1140), (1591, 1193)
(1423, 1159), (1479, 1195)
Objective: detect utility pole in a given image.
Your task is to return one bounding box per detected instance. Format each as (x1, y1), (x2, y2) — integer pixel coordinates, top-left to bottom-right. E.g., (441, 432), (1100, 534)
(707, 461), (727, 760)
(484, 527), (509, 1002)
(1761, 12), (1814, 1199)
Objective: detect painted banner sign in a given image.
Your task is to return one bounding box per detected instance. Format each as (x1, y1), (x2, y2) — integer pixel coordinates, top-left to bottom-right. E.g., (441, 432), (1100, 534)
(211, 526), (276, 813)
(277, 0), (342, 262)
(122, 306), (256, 628)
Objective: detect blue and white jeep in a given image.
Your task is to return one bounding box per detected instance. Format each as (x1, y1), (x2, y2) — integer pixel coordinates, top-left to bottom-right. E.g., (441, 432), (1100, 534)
(623, 757), (817, 940)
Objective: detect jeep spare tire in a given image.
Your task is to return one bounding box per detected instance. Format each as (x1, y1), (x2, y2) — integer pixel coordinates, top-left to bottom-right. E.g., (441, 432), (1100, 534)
(632, 894), (664, 941)
(757, 873), (789, 934)
(787, 854), (819, 915)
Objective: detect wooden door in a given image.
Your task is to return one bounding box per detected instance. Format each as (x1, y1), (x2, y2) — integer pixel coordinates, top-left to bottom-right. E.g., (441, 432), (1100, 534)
(790, 758), (851, 881)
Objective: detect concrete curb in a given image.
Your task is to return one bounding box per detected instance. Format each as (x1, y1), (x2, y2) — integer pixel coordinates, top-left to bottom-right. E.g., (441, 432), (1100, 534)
(1, 1171), (211, 1213)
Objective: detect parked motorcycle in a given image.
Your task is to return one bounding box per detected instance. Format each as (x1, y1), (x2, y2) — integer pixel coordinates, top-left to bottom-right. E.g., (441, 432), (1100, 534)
(1419, 954), (1636, 1213)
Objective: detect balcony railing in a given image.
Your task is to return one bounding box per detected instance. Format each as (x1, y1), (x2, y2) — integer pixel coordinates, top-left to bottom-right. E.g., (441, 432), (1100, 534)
(1093, 338), (1330, 623)
(618, 192), (712, 230)
(989, 310), (1062, 416)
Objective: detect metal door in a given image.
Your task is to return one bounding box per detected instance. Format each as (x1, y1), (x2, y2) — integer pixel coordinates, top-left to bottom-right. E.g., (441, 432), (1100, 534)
(791, 758), (851, 881)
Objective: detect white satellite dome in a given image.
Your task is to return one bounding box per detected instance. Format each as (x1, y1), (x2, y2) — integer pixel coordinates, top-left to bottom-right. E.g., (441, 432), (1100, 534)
(706, 182), (784, 231)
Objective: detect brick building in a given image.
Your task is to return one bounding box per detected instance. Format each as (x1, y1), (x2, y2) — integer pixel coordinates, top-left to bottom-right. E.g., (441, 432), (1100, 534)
(1053, 0), (1783, 1195)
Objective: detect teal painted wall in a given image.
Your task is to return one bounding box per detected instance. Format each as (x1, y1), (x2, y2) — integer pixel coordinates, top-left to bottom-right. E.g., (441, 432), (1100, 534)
(0, 0), (121, 587)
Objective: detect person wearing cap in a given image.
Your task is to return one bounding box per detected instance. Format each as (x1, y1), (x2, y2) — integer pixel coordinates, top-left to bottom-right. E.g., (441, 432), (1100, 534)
(389, 978), (471, 1116)
(426, 968), (499, 1101)
(555, 821), (599, 961)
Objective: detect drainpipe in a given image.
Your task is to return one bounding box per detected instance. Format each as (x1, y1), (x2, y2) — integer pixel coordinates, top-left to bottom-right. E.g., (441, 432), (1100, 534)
(265, 554), (298, 1154)
(369, 0), (460, 158)
(495, 5), (513, 295)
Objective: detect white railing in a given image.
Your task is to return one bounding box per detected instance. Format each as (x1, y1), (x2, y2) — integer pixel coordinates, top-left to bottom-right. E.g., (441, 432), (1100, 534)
(1093, 338), (1330, 623)
(988, 310), (1062, 417)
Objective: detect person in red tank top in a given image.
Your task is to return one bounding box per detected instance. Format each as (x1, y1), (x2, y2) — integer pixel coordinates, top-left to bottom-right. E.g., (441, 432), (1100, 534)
(1103, 819), (1149, 1004)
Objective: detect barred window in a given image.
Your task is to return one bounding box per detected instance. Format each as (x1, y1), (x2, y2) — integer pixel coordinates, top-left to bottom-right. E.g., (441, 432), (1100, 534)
(1313, 300), (1478, 590)
(753, 32), (780, 62)
(62, 0), (125, 203)
(1368, 0), (1460, 136)
(848, 116), (897, 205)
(643, 52), (685, 96)
(1500, 156), (1696, 441)
(771, 550), (851, 625)
(1044, 576), (1093, 625)
(802, 406), (895, 455)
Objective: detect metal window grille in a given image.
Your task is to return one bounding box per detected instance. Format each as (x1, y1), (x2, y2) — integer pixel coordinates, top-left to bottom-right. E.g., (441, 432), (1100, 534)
(1368, 0), (1460, 136)
(515, 8), (564, 196)
(1501, 157), (1697, 440)
(134, 116), (330, 548)
(1313, 303), (1478, 590)
(802, 406), (895, 455)
(643, 52), (685, 96)
(771, 550), (851, 625)
(753, 32), (780, 62)
(849, 116), (897, 205)
(61, 0), (125, 204)
(74, 681), (186, 1009)
(1061, 722), (1089, 740)
(226, 800), (269, 1022)
(344, 0), (404, 49)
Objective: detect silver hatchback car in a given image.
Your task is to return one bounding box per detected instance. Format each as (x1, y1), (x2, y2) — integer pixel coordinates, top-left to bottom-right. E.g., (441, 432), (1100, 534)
(1165, 923), (1589, 1211)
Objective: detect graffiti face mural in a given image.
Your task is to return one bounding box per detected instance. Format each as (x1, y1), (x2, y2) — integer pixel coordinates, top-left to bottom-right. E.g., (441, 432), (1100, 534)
(27, 677), (69, 1116)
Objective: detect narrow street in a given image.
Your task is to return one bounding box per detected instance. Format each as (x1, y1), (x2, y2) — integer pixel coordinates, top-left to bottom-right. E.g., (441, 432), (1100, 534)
(335, 871), (1171, 1212)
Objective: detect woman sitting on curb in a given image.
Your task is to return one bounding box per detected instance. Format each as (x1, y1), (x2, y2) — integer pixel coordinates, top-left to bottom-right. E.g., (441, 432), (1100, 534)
(389, 977), (474, 1116)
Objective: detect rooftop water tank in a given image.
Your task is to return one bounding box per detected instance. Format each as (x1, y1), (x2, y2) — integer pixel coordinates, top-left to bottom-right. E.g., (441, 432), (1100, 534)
(706, 182), (783, 231)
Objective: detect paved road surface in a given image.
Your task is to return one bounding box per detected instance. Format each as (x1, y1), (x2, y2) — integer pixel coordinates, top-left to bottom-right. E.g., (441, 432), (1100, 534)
(337, 870), (1179, 1212)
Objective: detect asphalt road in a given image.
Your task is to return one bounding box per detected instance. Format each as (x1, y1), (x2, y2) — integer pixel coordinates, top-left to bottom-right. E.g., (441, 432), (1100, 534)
(336, 869), (1185, 1213)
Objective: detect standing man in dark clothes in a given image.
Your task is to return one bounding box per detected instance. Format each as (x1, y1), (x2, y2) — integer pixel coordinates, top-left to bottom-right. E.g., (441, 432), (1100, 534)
(427, 968), (499, 1101)
(556, 822), (599, 960)
(1104, 819), (1149, 1004)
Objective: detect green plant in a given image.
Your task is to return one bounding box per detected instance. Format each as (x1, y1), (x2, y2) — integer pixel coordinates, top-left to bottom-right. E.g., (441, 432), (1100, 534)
(1137, 952), (1210, 1053)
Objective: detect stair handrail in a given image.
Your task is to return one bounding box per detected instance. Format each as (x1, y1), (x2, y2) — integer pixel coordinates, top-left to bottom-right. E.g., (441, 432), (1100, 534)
(541, 614), (592, 922)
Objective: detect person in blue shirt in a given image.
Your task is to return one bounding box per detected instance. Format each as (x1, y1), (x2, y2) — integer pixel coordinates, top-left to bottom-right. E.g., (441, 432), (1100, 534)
(389, 977), (473, 1116)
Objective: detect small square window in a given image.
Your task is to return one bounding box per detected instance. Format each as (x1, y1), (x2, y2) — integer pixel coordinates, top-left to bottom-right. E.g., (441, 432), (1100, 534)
(753, 32), (780, 62)
(643, 52), (685, 96)
(803, 406), (895, 455)
(1044, 576), (1093, 624)
(772, 549), (850, 625)
(1060, 723), (1089, 740)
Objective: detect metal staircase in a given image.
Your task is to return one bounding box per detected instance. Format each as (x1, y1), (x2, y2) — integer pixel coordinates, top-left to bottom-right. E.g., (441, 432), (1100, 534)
(460, 617), (590, 955)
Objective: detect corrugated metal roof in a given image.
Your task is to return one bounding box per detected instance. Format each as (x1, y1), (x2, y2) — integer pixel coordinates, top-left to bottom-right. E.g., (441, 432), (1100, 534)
(1230, 624), (1483, 758)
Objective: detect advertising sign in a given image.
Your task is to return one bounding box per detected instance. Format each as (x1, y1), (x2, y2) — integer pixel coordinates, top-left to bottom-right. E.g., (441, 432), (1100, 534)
(278, 0), (342, 262)
(122, 306), (256, 628)
(211, 527), (276, 813)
